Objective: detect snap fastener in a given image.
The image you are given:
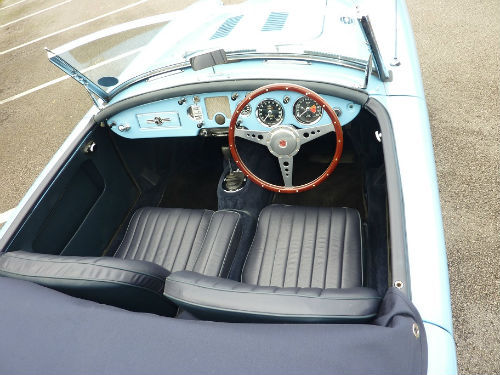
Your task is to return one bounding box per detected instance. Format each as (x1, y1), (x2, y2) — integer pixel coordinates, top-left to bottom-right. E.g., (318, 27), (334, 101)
(412, 322), (420, 339)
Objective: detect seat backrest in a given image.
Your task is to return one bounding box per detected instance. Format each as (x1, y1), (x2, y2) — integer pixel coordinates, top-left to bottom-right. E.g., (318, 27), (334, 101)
(242, 205), (363, 288)
(113, 207), (243, 278)
(0, 251), (176, 316)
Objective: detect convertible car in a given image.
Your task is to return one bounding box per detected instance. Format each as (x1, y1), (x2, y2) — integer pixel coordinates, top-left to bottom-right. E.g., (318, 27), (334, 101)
(0, 0), (457, 374)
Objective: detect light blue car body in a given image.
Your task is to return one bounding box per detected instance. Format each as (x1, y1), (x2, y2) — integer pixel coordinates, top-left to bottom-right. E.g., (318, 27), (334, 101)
(0, 0), (457, 373)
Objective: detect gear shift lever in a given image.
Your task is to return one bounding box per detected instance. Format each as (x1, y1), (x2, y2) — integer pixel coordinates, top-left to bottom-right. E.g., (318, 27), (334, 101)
(221, 146), (246, 191)
(221, 146), (234, 172)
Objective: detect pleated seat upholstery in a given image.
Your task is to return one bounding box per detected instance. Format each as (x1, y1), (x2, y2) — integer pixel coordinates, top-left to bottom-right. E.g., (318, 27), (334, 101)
(0, 207), (243, 315)
(114, 207), (241, 277)
(164, 205), (381, 322)
(242, 205), (363, 288)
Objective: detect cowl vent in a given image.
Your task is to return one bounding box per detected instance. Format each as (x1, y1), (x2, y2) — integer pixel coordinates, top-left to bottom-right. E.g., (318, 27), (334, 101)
(210, 15), (243, 39)
(261, 12), (288, 31)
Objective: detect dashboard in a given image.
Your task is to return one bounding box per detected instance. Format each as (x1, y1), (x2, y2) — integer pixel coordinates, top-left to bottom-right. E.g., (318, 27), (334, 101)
(108, 90), (361, 139)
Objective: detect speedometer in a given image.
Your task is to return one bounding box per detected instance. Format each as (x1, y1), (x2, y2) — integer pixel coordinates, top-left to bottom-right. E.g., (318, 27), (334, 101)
(256, 99), (284, 126)
(293, 96), (323, 125)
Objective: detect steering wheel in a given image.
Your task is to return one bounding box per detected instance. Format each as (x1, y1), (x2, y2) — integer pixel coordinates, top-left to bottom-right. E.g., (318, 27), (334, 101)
(228, 83), (343, 193)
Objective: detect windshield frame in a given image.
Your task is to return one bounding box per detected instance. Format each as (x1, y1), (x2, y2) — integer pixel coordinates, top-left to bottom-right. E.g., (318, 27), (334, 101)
(47, 9), (382, 103)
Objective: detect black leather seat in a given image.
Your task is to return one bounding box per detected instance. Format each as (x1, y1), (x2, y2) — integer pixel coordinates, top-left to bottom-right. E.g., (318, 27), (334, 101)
(0, 207), (242, 315)
(164, 205), (382, 322)
(114, 207), (242, 277)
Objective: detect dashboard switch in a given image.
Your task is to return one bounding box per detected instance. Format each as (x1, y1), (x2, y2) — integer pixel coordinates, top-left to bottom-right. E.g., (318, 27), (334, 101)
(118, 123), (131, 132)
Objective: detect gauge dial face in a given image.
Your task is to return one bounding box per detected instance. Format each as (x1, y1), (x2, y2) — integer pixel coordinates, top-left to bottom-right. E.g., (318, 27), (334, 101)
(256, 99), (284, 126)
(293, 96), (323, 125)
(239, 103), (252, 117)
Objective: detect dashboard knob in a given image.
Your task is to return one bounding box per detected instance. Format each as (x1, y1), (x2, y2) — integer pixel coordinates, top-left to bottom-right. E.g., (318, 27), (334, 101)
(215, 113), (226, 125)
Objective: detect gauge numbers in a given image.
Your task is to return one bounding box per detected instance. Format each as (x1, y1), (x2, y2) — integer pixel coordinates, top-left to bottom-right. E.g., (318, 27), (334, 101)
(256, 99), (284, 126)
(239, 103), (252, 117)
(293, 96), (323, 125)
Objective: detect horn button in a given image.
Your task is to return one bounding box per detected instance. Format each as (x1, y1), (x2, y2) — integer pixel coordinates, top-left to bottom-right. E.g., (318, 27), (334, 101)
(267, 126), (300, 157)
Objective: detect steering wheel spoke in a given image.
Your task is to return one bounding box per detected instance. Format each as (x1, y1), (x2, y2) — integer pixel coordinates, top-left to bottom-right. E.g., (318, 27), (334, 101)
(297, 123), (334, 144)
(278, 155), (293, 187)
(234, 128), (269, 146)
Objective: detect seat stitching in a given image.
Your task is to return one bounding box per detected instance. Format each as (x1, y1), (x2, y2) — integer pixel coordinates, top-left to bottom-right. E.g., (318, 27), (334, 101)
(166, 293), (379, 319)
(281, 209), (294, 287)
(0, 270), (167, 296)
(130, 209), (151, 260)
(267, 208), (284, 286)
(308, 208), (319, 288)
(357, 210), (364, 286)
(148, 213), (168, 263)
(1, 254), (167, 281)
(225, 213), (242, 278)
(152, 211), (177, 266)
(193, 211), (215, 269)
(323, 210), (332, 289)
(218, 212), (241, 277)
(256, 209), (272, 285)
(173, 210), (193, 270)
(158, 210), (176, 268)
(114, 208), (143, 258)
(338, 208), (347, 288)
(202, 215), (224, 274)
(241, 211), (265, 282)
(124, 210), (148, 258)
(294, 209), (305, 288)
(165, 210), (184, 271)
(143, 210), (163, 262)
(186, 211), (209, 270)
(166, 278), (382, 301)
(124, 209), (145, 259)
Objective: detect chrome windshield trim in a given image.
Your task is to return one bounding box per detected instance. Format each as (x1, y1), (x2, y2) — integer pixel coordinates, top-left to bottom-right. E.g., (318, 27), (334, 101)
(46, 48), (109, 102)
(106, 52), (369, 100)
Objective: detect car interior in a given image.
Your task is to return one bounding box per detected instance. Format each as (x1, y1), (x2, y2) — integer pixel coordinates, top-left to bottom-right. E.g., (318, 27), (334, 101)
(0, 84), (392, 323)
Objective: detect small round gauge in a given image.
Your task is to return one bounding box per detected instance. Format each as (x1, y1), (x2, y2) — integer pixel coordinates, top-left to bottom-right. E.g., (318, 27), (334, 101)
(239, 103), (252, 117)
(293, 96), (323, 125)
(256, 99), (284, 126)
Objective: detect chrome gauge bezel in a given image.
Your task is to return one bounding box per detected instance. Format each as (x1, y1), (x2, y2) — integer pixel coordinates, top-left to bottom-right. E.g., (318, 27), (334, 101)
(255, 98), (284, 127)
(239, 103), (252, 117)
(293, 96), (323, 125)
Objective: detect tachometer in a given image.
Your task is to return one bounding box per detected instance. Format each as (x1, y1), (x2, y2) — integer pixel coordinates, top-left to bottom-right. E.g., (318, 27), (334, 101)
(293, 96), (323, 125)
(256, 99), (284, 126)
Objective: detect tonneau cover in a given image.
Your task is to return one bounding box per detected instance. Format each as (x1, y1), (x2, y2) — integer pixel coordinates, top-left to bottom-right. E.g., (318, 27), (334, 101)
(0, 277), (426, 375)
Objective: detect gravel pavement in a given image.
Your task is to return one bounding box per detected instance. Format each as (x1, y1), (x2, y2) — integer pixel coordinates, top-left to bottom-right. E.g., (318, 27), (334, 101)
(1, 0), (499, 373)
(407, 0), (500, 372)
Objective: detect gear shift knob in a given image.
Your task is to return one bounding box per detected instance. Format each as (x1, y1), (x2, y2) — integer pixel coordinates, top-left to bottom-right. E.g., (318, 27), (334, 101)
(221, 146), (246, 191)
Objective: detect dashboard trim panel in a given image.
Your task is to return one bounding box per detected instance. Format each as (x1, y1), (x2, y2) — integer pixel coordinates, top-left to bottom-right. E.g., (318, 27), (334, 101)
(95, 79), (368, 124)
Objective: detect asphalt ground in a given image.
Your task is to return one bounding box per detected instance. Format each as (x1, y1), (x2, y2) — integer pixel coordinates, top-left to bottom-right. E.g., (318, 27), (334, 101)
(0, 0), (498, 373)
(407, 0), (500, 372)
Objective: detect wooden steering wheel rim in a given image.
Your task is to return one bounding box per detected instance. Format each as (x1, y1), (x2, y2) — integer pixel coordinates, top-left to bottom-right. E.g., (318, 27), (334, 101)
(228, 83), (343, 193)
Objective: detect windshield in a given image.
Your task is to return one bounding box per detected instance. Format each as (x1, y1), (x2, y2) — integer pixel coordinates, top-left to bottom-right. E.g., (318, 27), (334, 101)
(49, 1), (370, 101)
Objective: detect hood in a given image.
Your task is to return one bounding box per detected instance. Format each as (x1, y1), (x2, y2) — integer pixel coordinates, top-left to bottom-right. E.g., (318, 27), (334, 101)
(48, 0), (369, 103)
